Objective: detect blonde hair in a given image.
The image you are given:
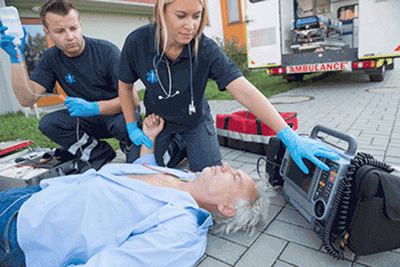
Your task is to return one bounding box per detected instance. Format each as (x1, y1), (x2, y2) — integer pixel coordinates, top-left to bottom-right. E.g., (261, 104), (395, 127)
(153, 0), (208, 57)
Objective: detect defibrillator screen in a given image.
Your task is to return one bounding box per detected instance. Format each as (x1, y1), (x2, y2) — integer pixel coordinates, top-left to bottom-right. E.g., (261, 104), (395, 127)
(285, 156), (316, 194)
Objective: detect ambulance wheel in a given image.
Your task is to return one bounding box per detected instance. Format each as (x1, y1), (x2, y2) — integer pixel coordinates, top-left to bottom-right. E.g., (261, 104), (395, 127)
(386, 60), (394, 70)
(285, 74), (304, 83)
(369, 74), (383, 82)
(370, 74), (383, 82)
(370, 65), (385, 82)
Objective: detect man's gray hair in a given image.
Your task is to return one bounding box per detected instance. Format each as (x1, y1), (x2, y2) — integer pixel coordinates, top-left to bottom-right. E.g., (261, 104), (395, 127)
(211, 176), (272, 236)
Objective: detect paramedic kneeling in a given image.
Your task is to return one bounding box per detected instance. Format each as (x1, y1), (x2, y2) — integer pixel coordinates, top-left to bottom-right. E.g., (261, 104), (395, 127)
(0, 114), (269, 267)
(0, 0), (141, 168)
(118, 0), (340, 173)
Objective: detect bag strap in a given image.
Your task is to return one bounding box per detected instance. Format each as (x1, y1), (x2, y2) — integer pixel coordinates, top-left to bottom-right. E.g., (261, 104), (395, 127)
(223, 116), (231, 130)
(284, 112), (297, 121)
(256, 119), (263, 135)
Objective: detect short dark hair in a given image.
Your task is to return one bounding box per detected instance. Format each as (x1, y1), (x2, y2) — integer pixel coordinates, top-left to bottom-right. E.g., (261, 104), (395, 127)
(40, 0), (78, 28)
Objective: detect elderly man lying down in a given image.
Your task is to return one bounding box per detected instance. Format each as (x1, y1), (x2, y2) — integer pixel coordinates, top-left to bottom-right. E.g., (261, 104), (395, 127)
(0, 114), (270, 267)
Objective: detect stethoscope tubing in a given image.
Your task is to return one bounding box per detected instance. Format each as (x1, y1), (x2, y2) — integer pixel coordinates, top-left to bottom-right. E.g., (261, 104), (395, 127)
(152, 43), (195, 114)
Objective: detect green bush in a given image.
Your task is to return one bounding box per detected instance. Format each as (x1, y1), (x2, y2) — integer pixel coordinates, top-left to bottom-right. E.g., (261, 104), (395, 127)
(220, 36), (249, 75)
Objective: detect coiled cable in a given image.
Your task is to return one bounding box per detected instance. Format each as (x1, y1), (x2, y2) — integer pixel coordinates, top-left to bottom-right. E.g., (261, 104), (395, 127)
(323, 152), (393, 259)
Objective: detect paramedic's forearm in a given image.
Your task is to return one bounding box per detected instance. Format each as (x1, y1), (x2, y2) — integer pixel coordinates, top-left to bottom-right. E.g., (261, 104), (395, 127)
(118, 81), (140, 123)
(97, 97), (122, 115)
(11, 62), (45, 107)
(226, 77), (288, 133)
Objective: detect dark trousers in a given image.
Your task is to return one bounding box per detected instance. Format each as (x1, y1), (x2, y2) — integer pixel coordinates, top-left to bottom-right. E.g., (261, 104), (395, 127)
(127, 113), (222, 172)
(38, 108), (141, 163)
(0, 186), (41, 267)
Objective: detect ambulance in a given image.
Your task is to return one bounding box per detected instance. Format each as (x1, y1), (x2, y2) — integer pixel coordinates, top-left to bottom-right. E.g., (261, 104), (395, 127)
(245, 0), (400, 82)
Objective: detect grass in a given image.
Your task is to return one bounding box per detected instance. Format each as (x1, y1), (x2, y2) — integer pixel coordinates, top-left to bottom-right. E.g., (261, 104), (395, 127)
(2, 71), (323, 151)
(0, 111), (120, 150)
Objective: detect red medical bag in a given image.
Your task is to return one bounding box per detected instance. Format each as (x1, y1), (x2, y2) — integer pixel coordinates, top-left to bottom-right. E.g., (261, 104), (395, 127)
(216, 111), (298, 155)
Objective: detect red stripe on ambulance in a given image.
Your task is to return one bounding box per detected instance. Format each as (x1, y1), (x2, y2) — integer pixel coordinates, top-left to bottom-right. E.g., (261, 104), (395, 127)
(287, 62), (350, 74)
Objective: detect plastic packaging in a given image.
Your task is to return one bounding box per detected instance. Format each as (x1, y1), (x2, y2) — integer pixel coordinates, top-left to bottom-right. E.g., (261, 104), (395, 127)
(0, 6), (24, 46)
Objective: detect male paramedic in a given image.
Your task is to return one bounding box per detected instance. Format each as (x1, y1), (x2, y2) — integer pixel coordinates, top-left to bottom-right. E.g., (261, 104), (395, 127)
(0, 0), (141, 169)
(0, 113), (270, 267)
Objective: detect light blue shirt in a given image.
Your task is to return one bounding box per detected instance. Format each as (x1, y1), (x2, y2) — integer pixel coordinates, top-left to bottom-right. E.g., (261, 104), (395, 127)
(17, 154), (211, 267)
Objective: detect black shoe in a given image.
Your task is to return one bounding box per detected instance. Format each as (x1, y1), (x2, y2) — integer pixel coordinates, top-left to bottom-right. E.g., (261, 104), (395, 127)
(54, 147), (77, 162)
(120, 140), (134, 157)
(77, 150), (116, 173)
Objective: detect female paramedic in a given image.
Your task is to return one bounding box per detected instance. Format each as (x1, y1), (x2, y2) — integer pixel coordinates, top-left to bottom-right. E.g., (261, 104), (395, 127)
(118, 0), (339, 172)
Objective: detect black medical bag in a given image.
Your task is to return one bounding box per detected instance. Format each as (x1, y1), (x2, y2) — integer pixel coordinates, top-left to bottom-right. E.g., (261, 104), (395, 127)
(344, 164), (400, 255)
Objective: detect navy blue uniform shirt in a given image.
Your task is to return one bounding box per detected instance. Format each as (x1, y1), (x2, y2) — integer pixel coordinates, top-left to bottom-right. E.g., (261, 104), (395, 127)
(30, 37), (120, 102)
(118, 24), (242, 130)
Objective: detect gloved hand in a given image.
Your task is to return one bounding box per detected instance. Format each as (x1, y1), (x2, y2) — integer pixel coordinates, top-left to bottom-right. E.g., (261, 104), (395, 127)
(64, 97), (100, 117)
(126, 122), (153, 149)
(277, 126), (340, 174)
(0, 21), (26, 63)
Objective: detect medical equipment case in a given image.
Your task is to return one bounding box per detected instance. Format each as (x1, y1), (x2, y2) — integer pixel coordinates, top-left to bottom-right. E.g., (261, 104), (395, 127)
(216, 111), (298, 155)
(0, 141), (83, 192)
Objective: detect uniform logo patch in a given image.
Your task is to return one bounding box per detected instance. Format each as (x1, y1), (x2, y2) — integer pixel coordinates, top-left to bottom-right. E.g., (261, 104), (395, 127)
(146, 70), (158, 83)
(65, 74), (76, 84)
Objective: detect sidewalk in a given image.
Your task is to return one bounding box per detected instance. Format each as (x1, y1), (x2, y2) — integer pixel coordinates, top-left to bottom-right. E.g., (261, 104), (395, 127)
(113, 67), (400, 266)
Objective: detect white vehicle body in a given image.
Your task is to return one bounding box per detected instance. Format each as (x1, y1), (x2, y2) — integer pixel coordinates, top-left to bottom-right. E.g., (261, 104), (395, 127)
(245, 0), (400, 82)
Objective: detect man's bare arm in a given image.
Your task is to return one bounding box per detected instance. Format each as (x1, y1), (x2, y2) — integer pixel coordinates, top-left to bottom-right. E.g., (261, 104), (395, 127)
(140, 114), (164, 157)
(11, 62), (47, 107)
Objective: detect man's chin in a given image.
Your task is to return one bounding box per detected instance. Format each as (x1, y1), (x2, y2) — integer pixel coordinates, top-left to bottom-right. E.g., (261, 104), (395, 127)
(64, 49), (80, 57)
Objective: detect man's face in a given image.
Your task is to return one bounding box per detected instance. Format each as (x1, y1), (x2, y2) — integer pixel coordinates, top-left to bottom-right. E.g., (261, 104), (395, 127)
(163, 0), (203, 48)
(198, 162), (257, 204)
(43, 9), (84, 58)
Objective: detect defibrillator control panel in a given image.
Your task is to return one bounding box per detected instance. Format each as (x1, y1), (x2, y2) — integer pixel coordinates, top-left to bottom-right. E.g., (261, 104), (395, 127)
(278, 125), (357, 230)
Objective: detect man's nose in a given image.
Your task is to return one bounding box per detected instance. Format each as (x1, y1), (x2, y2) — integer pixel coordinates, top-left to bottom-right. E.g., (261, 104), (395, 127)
(221, 162), (232, 173)
(65, 30), (73, 39)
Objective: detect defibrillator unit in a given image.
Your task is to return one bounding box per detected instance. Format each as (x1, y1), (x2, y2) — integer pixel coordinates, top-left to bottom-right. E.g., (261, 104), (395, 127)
(262, 125), (400, 259)
(279, 125), (356, 238)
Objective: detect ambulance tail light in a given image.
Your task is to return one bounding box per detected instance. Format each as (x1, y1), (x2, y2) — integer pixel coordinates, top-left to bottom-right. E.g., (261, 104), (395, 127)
(352, 60), (376, 69)
(269, 67), (287, 75)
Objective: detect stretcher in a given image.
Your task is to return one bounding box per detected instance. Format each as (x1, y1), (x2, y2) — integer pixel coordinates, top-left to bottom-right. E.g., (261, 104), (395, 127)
(291, 15), (346, 51)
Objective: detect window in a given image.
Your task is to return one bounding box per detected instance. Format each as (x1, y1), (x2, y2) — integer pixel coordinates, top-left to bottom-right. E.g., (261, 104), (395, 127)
(226, 0), (240, 24)
(21, 18), (65, 106)
(337, 4), (358, 21)
(20, 18), (49, 76)
(297, 0), (330, 17)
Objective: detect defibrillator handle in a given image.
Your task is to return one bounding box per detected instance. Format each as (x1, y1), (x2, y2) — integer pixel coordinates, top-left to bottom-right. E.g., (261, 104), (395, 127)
(310, 125), (357, 156)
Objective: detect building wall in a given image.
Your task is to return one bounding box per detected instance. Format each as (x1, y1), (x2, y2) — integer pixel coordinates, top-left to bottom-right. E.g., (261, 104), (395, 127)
(204, 0), (224, 45)
(80, 13), (151, 50)
(0, 52), (25, 115)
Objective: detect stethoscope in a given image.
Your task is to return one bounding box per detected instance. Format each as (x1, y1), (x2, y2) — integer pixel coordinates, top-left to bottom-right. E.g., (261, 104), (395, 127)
(152, 43), (196, 115)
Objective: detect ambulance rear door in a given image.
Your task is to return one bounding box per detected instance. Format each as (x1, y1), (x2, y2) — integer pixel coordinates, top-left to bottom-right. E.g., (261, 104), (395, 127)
(245, 0), (282, 69)
(358, 0), (400, 58)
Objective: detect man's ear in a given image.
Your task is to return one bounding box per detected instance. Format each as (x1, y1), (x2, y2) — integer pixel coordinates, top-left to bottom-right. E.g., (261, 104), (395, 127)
(43, 26), (49, 36)
(217, 202), (236, 217)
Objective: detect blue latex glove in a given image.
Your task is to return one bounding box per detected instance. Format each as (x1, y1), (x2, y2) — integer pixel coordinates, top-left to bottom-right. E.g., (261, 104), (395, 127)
(126, 122), (153, 149)
(277, 126), (340, 174)
(0, 22), (26, 63)
(64, 97), (100, 117)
